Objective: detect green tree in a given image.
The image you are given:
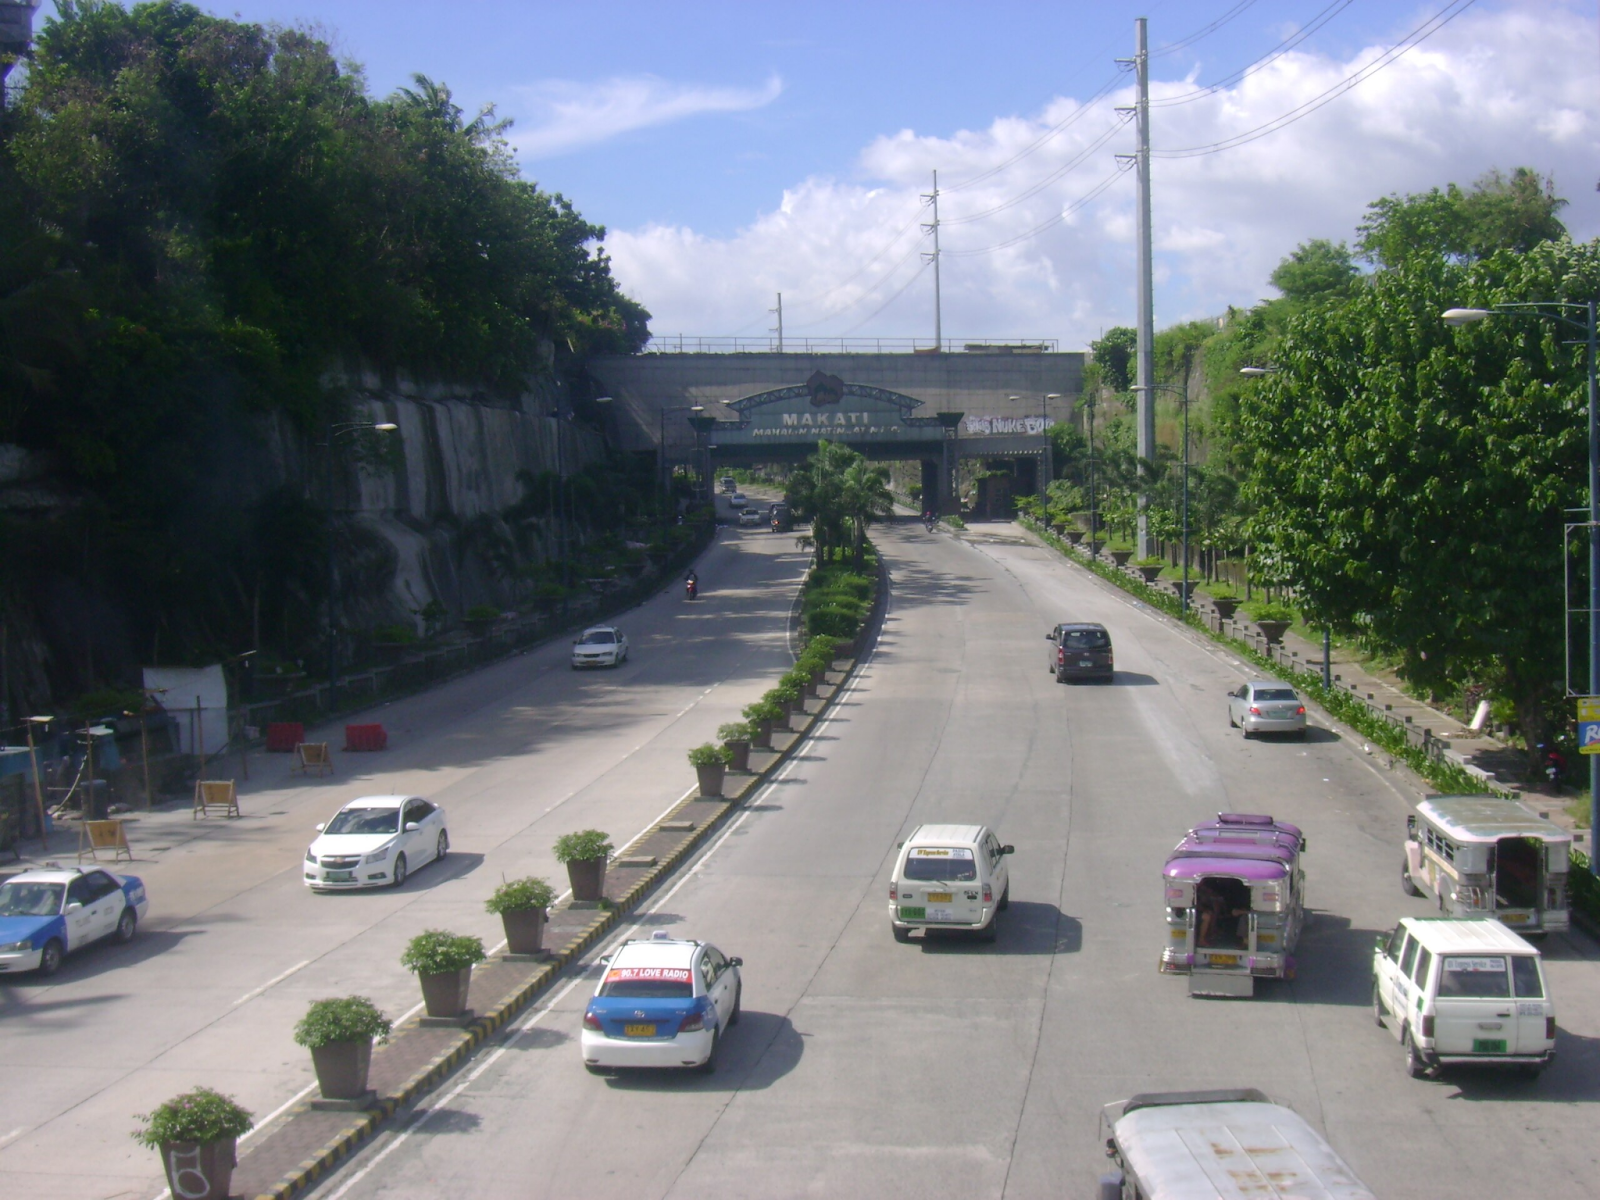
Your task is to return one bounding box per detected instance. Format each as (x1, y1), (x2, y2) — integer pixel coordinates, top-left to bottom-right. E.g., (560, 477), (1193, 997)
(839, 457), (894, 569)
(1357, 167), (1567, 269)
(1269, 239), (1359, 305)
(1090, 326), (1137, 394)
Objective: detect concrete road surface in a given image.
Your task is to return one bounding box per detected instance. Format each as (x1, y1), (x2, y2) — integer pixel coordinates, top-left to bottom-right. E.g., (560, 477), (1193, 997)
(307, 519), (1600, 1200)
(0, 509), (809, 1200)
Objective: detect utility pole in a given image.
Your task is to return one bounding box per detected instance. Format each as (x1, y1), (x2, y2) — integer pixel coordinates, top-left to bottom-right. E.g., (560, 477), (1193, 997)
(922, 170), (943, 351)
(770, 292), (784, 352)
(1118, 17), (1156, 558)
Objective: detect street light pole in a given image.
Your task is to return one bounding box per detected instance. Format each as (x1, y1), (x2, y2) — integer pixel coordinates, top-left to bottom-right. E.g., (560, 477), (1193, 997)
(1085, 394), (1098, 558)
(1446, 302), (1600, 872)
(1135, 381), (1192, 615)
(323, 420), (397, 712)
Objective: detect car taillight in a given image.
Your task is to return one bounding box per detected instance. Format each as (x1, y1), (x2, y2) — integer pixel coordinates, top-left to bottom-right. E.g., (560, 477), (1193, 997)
(1296, 706), (1306, 715)
(680, 1005), (707, 1033)
(889, 882), (897, 901)
(1249, 705), (1262, 716)
(1057, 646), (1065, 666)
(1547, 1016), (1557, 1039)
(983, 884), (993, 903)
(582, 1011), (602, 1031)
(1421, 1015), (1434, 1039)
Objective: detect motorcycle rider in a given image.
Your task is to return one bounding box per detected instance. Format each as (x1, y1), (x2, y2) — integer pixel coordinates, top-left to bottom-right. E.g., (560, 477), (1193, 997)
(685, 568), (699, 598)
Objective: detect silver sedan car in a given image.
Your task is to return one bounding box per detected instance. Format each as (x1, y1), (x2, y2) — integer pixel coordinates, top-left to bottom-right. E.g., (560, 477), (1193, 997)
(1227, 681), (1307, 739)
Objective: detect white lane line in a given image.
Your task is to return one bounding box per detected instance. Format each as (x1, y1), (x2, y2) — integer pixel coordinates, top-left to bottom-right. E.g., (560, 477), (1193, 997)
(232, 959), (312, 1006)
(323, 650), (864, 1199)
(0, 1128), (24, 1149)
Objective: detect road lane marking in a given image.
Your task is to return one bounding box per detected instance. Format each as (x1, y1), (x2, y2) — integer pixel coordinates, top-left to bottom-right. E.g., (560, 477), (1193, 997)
(232, 959), (311, 1006)
(322, 629), (871, 1199)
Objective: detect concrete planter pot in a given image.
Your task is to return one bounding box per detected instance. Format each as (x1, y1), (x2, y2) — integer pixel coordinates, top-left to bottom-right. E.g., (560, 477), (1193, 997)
(749, 719), (774, 749)
(1087, 539), (1105, 556)
(310, 1038), (373, 1100)
(1170, 580), (1198, 603)
(1109, 550), (1133, 567)
(1063, 529), (1084, 545)
(1211, 598), (1241, 621)
(695, 761), (727, 798)
(1255, 620), (1291, 645)
(159, 1138), (237, 1200)
(418, 967), (473, 1019)
(500, 908), (548, 956)
(725, 739), (751, 772)
(566, 856), (608, 902)
(1136, 565), (1164, 583)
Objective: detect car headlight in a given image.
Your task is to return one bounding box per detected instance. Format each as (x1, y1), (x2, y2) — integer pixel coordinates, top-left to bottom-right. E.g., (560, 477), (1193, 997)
(0, 939), (33, 953)
(361, 844), (394, 865)
(305, 849), (317, 863)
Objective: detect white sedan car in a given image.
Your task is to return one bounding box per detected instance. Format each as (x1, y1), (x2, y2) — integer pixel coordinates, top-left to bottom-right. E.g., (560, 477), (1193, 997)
(571, 624), (628, 668)
(305, 795), (448, 890)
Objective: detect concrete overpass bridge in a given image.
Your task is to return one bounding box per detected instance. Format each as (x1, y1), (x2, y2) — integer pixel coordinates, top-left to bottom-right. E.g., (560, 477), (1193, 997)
(586, 347), (1084, 514)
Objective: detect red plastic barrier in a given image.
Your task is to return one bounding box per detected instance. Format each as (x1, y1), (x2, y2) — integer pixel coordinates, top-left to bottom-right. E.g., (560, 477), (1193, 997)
(343, 723), (388, 752)
(266, 723), (305, 753)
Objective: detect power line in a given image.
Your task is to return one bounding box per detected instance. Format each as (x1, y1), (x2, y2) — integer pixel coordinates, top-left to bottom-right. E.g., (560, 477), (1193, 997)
(787, 233), (932, 329)
(783, 200), (929, 314)
(1150, 0), (1258, 58)
(1153, 0), (1478, 159)
(944, 163), (1134, 258)
(942, 113), (1133, 226)
(1150, 0), (1353, 108)
(839, 259), (933, 335)
(942, 72), (1125, 194)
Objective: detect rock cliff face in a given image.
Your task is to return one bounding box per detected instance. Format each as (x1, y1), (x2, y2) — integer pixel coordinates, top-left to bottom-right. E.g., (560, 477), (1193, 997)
(0, 360), (604, 714)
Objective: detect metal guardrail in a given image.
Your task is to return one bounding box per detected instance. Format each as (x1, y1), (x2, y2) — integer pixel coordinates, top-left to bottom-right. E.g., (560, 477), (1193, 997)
(641, 336), (1060, 355)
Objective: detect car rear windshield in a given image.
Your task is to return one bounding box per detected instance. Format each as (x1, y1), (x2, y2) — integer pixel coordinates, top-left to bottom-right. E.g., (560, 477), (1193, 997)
(903, 847), (977, 881)
(325, 807), (402, 835)
(1061, 630), (1109, 649)
(1438, 955), (1511, 998)
(599, 966), (694, 999)
(580, 631), (616, 644)
(0, 882), (65, 917)
(1253, 688), (1298, 702)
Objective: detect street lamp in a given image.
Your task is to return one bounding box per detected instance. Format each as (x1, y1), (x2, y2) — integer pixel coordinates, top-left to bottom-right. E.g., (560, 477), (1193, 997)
(323, 419), (398, 711)
(1444, 301), (1600, 871)
(1083, 393), (1100, 558)
(658, 404), (705, 499)
(23, 713), (52, 850)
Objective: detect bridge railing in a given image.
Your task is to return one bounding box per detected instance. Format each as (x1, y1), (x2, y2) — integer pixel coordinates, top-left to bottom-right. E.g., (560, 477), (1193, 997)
(641, 336), (1060, 355)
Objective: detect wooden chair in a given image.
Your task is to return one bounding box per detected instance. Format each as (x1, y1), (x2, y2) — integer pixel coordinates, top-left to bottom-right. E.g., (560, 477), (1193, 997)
(193, 779), (241, 819)
(292, 742), (333, 777)
(78, 818), (133, 862)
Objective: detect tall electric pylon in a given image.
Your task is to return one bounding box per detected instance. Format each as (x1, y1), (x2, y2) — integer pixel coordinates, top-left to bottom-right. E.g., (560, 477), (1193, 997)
(922, 170), (943, 351)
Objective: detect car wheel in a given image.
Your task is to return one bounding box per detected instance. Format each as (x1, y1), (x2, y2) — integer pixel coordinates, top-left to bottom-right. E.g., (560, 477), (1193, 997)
(116, 908), (137, 943)
(1241, 724), (1252, 740)
(584, 1063), (607, 1076)
(392, 853), (408, 888)
(1403, 1027), (1428, 1079)
(729, 983), (742, 1026)
(892, 925), (911, 944)
(699, 1029), (719, 1075)
(436, 831), (449, 862)
(1401, 860), (1422, 897)
(1372, 980), (1385, 1027)
(1297, 728), (1309, 741)
(38, 938), (64, 977)
(1520, 1062), (1546, 1080)
(978, 918), (998, 943)
(1228, 711), (1236, 728)
(998, 883), (1011, 912)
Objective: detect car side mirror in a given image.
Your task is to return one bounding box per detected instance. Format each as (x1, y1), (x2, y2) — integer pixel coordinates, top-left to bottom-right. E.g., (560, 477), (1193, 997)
(67, 901), (82, 912)
(315, 823), (326, 833)
(1001, 845), (1015, 855)
(728, 957), (743, 967)
(405, 822), (420, 832)
(1045, 632), (1054, 640)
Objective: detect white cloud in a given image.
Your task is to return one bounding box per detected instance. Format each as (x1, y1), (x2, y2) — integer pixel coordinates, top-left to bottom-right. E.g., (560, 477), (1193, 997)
(510, 74), (783, 159)
(607, 4), (1600, 350)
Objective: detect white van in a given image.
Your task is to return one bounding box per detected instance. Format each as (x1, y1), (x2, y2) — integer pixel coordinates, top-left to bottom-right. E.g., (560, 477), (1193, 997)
(1372, 916), (1556, 1078)
(888, 824), (1012, 943)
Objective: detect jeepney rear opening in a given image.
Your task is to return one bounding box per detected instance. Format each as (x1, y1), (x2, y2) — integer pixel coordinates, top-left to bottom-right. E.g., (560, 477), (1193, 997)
(1195, 876), (1250, 949)
(1493, 836), (1541, 910)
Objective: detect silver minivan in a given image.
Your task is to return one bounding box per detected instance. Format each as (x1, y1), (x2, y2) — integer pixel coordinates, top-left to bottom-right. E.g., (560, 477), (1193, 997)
(888, 824), (1012, 943)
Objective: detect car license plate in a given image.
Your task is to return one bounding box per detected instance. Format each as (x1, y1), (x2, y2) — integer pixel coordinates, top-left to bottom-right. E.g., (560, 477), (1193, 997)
(899, 906), (926, 920)
(326, 870), (354, 882)
(1473, 1038), (1507, 1054)
(1079, 659), (1093, 667)
(1207, 953), (1240, 966)
(928, 892), (953, 903)
(927, 907), (956, 922)
(1501, 913), (1528, 924)
(624, 1023), (656, 1037)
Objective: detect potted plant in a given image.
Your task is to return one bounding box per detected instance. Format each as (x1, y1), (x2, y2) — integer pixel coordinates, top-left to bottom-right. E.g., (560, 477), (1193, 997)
(1208, 588), (1242, 621)
(718, 721), (752, 772)
(1170, 578), (1199, 602)
(400, 930), (486, 1019)
(293, 996), (392, 1101)
(688, 742), (732, 797)
(554, 829), (613, 902)
(742, 699), (782, 748)
(1134, 556), (1166, 584)
(769, 681), (802, 726)
(1249, 602), (1296, 645)
(1063, 528), (1085, 545)
(133, 1087), (254, 1200)
(1107, 542), (1135, 567)
(485, 876), (557, 956)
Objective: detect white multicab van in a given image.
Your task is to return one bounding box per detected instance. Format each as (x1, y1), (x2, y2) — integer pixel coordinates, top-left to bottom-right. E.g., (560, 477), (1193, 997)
(888, 824), (1012, 943)
(1401, 795), (1571, 935)
(1372, 916), (1556, 1078)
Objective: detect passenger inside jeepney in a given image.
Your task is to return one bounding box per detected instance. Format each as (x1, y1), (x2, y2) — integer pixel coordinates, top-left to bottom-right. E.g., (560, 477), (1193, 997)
(1494, 837), (1540, 909)
(1196, 878), (1250, 948)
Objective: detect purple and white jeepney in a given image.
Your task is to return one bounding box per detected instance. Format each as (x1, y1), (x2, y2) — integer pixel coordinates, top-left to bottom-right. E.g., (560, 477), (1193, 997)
(1160, 813), (1306, 998)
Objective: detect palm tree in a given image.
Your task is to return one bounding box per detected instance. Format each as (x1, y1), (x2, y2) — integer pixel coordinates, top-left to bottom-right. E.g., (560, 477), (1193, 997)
(840, 459), (893, 570)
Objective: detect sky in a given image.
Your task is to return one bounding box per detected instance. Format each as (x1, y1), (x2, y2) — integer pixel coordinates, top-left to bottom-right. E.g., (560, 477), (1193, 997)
(35, 0), (1600, 350)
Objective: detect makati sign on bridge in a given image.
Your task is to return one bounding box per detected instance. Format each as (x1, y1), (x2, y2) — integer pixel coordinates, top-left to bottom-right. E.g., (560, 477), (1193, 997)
(714, 371), (944, 448)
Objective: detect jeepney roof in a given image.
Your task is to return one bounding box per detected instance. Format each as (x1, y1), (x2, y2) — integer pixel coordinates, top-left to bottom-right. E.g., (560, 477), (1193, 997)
(1169, 838), (1296, 865)
(1417, 795), (1572, 844)
(1396, 916), (1543, 956)
(1113, 1098), (1376, 1200)
(1163, 854), (1289, 883)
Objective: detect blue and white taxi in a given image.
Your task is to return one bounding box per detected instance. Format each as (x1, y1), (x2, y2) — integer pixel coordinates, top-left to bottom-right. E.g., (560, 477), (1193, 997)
(581, 932), (742, 1074)
(0, 865), (149, 976)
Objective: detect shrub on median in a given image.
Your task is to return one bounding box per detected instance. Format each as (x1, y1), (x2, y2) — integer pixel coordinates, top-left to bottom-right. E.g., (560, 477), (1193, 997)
(293, 996), (392, 1049)
(743, 698), (783, 725)
(133, 1087), (254, 1149)
(552, 829), (613, 863)
(688, 742), (733, 767)
(485, 876), (557, 914)
(400, 930), (486, 976)
(717, 721), (753, 745)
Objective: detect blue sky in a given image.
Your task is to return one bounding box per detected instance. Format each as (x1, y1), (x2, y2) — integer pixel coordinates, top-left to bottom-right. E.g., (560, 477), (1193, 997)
(36, 2), (1600, 347)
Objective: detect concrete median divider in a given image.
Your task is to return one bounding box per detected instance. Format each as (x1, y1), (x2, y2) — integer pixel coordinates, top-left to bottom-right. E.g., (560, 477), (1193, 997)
(226, 646), (873, 1200)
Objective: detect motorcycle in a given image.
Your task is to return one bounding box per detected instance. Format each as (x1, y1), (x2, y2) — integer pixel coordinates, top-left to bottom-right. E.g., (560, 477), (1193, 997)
(923, 512), (937, 533)
(685, 575), (698, 601)
(1539, 743), (1565, 787)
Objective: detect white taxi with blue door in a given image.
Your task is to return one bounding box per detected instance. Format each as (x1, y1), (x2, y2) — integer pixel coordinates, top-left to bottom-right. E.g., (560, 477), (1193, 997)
(581, 932), (742, 1073)
(0, 865), (149, 976)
